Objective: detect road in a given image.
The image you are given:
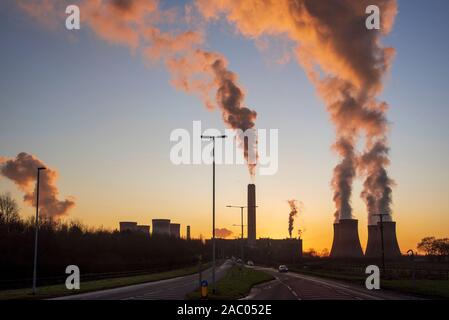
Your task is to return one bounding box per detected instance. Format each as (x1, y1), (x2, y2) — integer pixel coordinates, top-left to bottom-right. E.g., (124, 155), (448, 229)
(53, 260), (233, 300)
(243, 266), (419, 300)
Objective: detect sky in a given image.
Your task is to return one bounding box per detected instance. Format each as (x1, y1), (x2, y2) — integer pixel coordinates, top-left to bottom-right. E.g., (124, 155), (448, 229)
(0, 0), (448, 253)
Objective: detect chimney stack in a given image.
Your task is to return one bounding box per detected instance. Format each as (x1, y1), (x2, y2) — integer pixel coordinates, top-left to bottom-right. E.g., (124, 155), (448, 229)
(330, 218), (363, 258)
(247, 184), (256, 245)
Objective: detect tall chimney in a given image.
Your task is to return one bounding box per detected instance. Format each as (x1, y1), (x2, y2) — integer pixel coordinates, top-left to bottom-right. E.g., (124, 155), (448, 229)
(247, 184), (256, 245)
(330, 218), (363, 258)
(186, 225), (191, 240)
(365, 221), (401, 259)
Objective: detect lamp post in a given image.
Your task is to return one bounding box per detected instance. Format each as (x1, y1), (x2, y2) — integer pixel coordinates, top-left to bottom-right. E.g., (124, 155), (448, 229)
(201, 134), (226, 294)
(374, 213), (388, 277)
(32, 166), (46, 295)
(227, 205), (258, 263)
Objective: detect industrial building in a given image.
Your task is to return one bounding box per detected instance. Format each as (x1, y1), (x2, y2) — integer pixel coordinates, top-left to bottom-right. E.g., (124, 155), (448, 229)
(136, 225), (150, 235)
(119, 219), (183, 237)
(365, 221), (401, 259)
(119, 222), (150, 235)
(170, 223), (181, 238)
(247, 184), (256, 245)
(330, 218), (364, 258)
(186, 225), (191, 240)
(152, 219), (171, 236)
(119, 221), (138, 233)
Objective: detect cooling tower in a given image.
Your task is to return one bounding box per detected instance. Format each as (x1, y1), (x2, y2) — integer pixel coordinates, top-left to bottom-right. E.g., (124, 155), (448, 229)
(330, 219), (363, 258)
(365, 221), (401, 259)
(136, 225), (150, 235)
(152, 219), (171, 235)
(247, 184), (256, 245)
(170, 223), (181, 238)
(119, 221), (137, 232)
(186, 225), (191, 240)
(330, 222), (341, 257)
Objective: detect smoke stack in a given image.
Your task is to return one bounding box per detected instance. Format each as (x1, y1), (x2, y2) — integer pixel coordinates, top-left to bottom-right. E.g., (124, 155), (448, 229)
(186, 225), (191, 240)
(247, 184), (256, 245)
(330, 219), (363, 258)
(365, 221), (401, 259)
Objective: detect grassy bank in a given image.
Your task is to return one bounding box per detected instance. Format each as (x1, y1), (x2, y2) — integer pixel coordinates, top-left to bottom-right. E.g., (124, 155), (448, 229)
(291, 268), (449, 299)
(381, 279), (449, 299)
(0, 263), (211, 300)
(187, 265), (274, 300)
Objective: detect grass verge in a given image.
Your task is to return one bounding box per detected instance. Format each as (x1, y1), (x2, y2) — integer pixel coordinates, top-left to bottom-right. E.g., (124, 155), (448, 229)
(0, 263), (211, 300)
(381, 279), (449, 299)
(186, 265), (274, 300)
(290, 268), (449, 299)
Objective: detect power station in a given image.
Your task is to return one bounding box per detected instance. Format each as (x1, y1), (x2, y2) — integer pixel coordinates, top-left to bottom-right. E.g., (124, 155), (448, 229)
(152, 219), (171, 236)
(169, 223), (181, 238)
(330, 215), (401, 259)
(117, 182), (401, 260)
(247, 184), (256, 245)
(365, 220), (401, 258)
(186, 225), (191, 240)
(330, 218), (363, 258)
(119, 219), (184, 238)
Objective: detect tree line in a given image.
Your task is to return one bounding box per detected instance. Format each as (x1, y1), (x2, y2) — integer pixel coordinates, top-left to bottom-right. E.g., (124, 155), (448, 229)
(0, 193), (206, 289)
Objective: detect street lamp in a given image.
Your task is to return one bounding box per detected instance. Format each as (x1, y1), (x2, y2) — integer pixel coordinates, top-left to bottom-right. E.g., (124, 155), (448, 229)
(374, 213), (389, 276)
(32, 166), (46, 295)
(227, 205), (258, 263)
(201, 134), (226, 294)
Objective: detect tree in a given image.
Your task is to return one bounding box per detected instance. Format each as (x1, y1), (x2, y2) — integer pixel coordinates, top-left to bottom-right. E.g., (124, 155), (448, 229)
(0, 192), (20, 225)
(417, 237), (449, 256)
(320, 248), (330, 257)
(417, 237), (437, 255)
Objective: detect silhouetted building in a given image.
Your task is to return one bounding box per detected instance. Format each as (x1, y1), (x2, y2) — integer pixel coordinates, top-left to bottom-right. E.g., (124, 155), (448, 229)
(257, 238), (303, 263)
(247, 184), (256, 245)
(136, 225), (150, 235)
(119, 221), (138, 232)
(186, 225), (191, 240)
(152, 219), (171, 236)
(170, 223), (181, 238)
(365, 221), (401, 259)
(330, 219), (363, 258)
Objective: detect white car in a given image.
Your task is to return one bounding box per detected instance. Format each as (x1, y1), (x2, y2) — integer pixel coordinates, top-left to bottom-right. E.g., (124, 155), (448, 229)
(278, 265), (288, 273)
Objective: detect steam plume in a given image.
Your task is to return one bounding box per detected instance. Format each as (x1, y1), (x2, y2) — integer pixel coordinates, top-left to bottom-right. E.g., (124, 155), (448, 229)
(16, 0), (258, 176)
(0, 153), (75, 217)
(287, 199), (298, 238)
(215, 227), (233, 239)
(196, 0), (397, 222)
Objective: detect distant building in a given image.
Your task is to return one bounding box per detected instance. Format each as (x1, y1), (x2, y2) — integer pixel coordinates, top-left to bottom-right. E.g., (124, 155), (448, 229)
(170, 223), (181, 238)
(247, 184), (256, 245)
(119, 221), (138, 232)
(152, 219), (171, 236)
(256, 238), (303, 262)
(186, 225), (191, 240)
(136, 225), (150, 235)
(205, 237), (303, 263)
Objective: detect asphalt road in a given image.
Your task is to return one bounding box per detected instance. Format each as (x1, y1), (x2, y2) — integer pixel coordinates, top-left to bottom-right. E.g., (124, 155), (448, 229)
(242, 266), (419, 300)
(53, 260), (233, 300)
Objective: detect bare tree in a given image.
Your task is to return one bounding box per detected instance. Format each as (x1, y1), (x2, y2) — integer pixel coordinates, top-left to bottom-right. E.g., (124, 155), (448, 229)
(0, 192), (20, 225)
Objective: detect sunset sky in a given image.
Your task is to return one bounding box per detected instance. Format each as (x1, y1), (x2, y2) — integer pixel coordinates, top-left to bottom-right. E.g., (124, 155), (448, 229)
(0, 0), (448, 253)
